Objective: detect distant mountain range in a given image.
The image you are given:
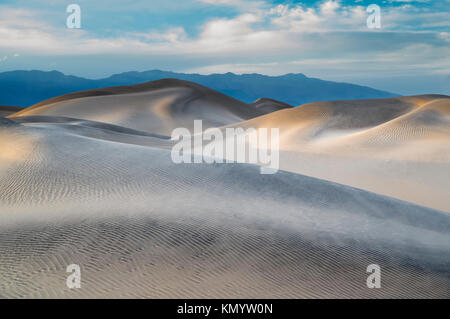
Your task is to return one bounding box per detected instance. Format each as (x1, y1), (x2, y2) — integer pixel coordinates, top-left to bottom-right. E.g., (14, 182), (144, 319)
(0, 70), (397, 107)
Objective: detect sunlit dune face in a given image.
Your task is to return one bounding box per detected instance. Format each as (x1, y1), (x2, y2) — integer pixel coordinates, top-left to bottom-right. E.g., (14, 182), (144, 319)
(0, 131), (35, 163)
(248, 103), (334, 149)
(400, 95), (447, 108)
(153, 95), (183, 119)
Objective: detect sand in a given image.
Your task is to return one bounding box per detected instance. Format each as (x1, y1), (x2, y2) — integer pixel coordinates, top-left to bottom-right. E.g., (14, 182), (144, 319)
(12, 79), (277, 136)
(1, 81), (449, 298)
(0, 106), (24, 117)
(220, 95), (450, 211)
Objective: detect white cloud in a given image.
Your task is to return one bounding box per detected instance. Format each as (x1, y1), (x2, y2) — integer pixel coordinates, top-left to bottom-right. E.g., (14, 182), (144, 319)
(268, 2), (369, 32)
(320, 0), (340, 16)
(0, 2), (448, 80)
(196, 0), (265, 12)
(131, 27), (187, 43)
(185, 62), (281, 74)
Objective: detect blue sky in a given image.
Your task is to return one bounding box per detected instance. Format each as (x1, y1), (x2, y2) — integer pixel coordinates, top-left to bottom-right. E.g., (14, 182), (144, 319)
(0, 0), (449, 95)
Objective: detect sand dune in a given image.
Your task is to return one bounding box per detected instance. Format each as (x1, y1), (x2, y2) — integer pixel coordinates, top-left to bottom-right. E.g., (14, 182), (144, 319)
(250, 97), (292, 113)
(11, 79), (282, 136)
(0, 120), (449, 298)
(1, 80), (449, 298)
(232, 94), (448, 150)
(0, 105), (24, 117)
(222, 95), (450, 210)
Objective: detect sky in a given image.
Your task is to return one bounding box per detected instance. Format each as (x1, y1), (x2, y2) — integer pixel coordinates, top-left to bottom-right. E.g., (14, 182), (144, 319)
(0, 0), (449, 95)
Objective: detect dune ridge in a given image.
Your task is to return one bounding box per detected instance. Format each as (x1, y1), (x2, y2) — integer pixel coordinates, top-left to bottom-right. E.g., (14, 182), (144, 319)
(11, 79), (290, 136)
(1, 80), (449, 298)
(6, 85), (450, 209)
(217, 95), (450, 210)
(0, 105), (25, 117)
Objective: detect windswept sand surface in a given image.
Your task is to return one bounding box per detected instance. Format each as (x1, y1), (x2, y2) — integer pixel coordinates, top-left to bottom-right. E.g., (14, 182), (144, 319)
(1, 82), (449, 298)
(12, 79), (277, 136)
(223, 95), (450, 211)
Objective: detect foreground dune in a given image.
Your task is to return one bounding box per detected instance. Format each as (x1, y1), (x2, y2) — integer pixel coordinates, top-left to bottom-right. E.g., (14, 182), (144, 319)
(1, 81), (449, 298)
(0, 120), (449, 298)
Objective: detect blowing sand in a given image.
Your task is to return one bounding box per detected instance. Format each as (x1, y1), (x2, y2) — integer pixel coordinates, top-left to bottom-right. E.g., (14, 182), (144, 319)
(1, 81), (449, 298)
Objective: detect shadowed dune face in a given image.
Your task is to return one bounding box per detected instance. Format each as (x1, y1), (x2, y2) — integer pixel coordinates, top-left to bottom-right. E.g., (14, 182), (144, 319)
(251, 98), (293, 113)
(10, 79), (282, 136)
(1, 81), (449, 298)
(0, 106), (25, 117)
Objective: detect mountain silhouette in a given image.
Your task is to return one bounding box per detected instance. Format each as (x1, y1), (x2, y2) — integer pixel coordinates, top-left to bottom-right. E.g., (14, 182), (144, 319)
(0, 70), (397, 107)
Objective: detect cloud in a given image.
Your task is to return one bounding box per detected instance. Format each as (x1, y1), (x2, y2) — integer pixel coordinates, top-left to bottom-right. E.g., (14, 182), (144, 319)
(0, 1), (448, 82)
(198, 0), (242, 5)
(197, 0), (265, 11)
(320, 0), (340, 16)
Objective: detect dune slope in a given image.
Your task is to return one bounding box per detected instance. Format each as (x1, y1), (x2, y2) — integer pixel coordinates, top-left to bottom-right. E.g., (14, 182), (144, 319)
(11, 79), (288, 136)
(223, 95), (450, 211)
(0, 106), (25, 117)
(0, 121), (449, 298)
(1, 81), (449, 298)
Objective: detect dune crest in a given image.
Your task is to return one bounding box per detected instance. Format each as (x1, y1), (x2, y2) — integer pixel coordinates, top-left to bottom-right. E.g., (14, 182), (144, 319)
(0, 105), (24, 117)
(221, 95), (450, 210)
(1, 80), (449, 298)
(11, 79), (290, 136)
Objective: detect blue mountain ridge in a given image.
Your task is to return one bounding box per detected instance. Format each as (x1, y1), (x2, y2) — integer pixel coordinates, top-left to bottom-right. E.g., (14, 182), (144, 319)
(0, 70), (398, 107)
